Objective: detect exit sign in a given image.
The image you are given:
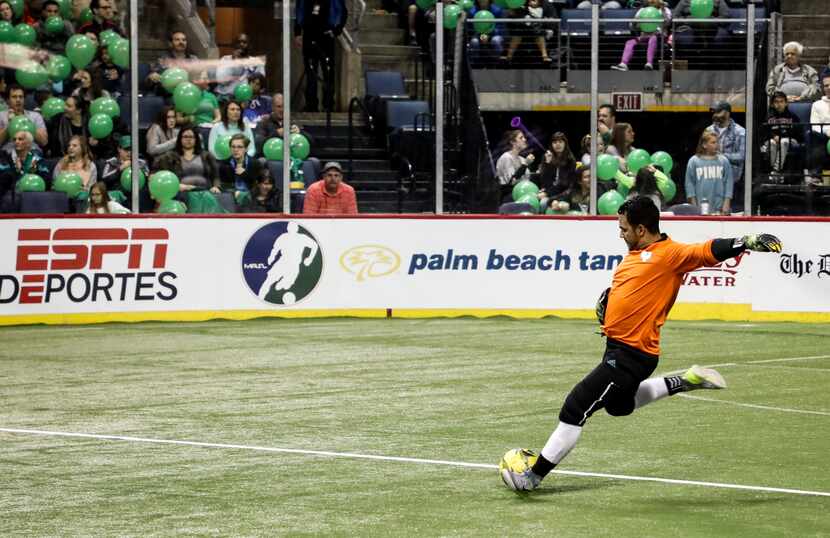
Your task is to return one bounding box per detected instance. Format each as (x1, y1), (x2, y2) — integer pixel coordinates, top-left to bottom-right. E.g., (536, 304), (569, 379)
(613, 93), (643, 112)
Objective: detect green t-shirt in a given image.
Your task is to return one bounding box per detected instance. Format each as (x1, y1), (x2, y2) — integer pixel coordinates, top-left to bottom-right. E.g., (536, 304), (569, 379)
(193, 91), (219, 126)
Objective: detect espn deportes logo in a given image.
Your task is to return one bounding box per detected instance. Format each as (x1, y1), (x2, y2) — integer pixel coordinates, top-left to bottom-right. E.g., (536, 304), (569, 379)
(0, 228), (178, 304)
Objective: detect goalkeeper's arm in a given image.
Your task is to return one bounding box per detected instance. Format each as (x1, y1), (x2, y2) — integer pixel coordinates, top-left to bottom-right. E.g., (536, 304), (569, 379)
(710, 233), (783, 262)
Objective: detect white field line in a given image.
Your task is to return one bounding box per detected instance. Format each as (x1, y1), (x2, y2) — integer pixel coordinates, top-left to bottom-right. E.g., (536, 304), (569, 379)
(747, 355), (830, 364)
(678, 394), (830, 416)
(1, 427), (829, 498)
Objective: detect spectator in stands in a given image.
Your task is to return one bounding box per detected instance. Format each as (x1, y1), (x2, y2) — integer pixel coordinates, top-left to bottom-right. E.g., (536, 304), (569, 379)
(704, 100), (745, 191)
(501, 0), (553, 64)
(468, 0), (504, 63)
(171, 126), (220, 194)
(70, 69), (109, 110)
(820, 57), (830, 91)
(53, 135), (98, 191)
(190, 74), (221, 141)
(672, 0), (730, 54)
(496, 129), (536, 201)
(611, 0), (671, 72)
(685, 130), (733, 215)
(215, 33), (266, 102)
(47, 96), (88, 158)
(146, 30), (199, 95)
(766, 42), (821, 104)
(146, 106), (180, 160)
(4, 131), (49, 185)
(99, 135), (148, 192)
(0, 85), (48, 152)
(242, 73), (271, 127)
(218, 133), (262, 204)
(537, 132), (576, 208)
(303, 161), (357, 214)
(294, 0), (347, 112)
(99, 45), (125, 97)
(606, 122), (636, 171)
(577, 0), (621, 8)
(246, 169), (282, 213)
(762, 91), (801, 179)
(35, 0), (74, 54)
(0, 1), (19, 25)
(597, 103), (616, 147)
(627, 165), (663, 210)
(550, 166), (589, 214)
(77, 0), (123, 36)
(254, 93), (305, 153)
(87, 181), (130, 214)
(807, 75), (830, 185)
(208, 100), (256, 159)
(579, 133), (606, 167)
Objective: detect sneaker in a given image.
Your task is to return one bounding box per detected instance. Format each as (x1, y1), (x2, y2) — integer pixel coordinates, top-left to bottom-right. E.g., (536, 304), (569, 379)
(644, 62), (654, 70)
(681, 365), (727, 391)
(610, 63), (628, 71)
(805, 175), (822, 186)
(408, 32), (417, 46)
(501, 468), (542, 491)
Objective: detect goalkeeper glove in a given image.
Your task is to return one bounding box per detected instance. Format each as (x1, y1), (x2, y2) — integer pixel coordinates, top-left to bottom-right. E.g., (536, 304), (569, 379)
(741, 234), (783, 253)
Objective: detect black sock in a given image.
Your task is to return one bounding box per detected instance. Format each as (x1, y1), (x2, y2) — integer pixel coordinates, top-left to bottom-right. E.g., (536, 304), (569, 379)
(664, 375), (684, 395)
(531, 454), (555, 477)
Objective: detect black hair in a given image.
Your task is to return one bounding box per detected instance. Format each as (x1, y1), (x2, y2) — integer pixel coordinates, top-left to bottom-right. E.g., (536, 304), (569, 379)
(618, 196), (660, 234)
(633, 167), (659, 196)
(174, 124), (203, 155)
(599, 103), (616, 117)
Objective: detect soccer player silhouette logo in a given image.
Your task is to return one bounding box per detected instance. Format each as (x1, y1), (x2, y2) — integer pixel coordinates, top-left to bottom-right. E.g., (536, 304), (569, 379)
(242, 221), (324, 305)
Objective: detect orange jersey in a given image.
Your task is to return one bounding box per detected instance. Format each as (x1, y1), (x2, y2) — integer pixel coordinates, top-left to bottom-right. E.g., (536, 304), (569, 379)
(603, 235), (718, 357)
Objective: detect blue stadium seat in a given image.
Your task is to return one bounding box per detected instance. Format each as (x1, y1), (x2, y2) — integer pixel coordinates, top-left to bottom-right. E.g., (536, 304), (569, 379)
(601, 9), (636, 36)
(498, 202), (536, 214)
(19, 191), (69, 214)
(120, 94), (166, 132)
(385, 100), (430, 132)
(138, 63), (151, 88)
(561, 9), (591, 36)
(266, 160), (320, 184)
(365, 71), (407, 98)
(728, 6), (767, 35)
(214, 191), (238, 213)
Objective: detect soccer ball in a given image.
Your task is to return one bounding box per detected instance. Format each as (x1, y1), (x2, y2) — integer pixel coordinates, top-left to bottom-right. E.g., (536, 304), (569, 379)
(498, 448), (538, 489)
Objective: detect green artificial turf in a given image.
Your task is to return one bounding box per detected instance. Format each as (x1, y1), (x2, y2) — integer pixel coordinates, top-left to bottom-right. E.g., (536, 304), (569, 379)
(1, 318), (828, 536)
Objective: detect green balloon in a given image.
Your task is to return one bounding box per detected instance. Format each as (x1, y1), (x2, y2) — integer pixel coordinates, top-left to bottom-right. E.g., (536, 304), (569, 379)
(18, 174), (45, 192)
(8, 0), (22, 18)
(263, 137), (284, 161)
(459, 0), (473, 10)
(110, 38), (129, 69)
(0, 21), (13, 43)
(443, 4), (462, 29)
(90, 96), (120, 118)
(626, 149), (651, 174)
(511, 179), (539, 201)
(505, 0), (525, 8)
(637, 6), (662, 33)
(120, 167), (146, 191)
(14, 23), (36, 47)
(289, 133), (311, 160)
(493, 0), (507, 6)
(690, 0), (713, 18)
(598, 190), (625, 215)
(234, 83), (253, 102)
(616, 179), (630, 197)
(77, 7), (94, 24)
(55, 0), (71, 18)
(88, 113), (113, 139)
(54, 171), (83, 197)
(46, 54), (72, 81)
(45, 16), (65, 34)
(473, 10), (495, 35)
(65, 34), (97, 69)
(8, 115), (35, 138)
(415, 0), (436, 10)
(597, 154), (619, 181)
(161, 67), (189, 93)
(149, 171), (180, 202)
(650, 150), (674, 174)
(213, 133), (232, 160)
(41, 97), (66, 120)
(173, 82), (201, 114)
(158, 200), (187, 214)
(517, 193), (541, 213)
(99, 29), (119, 48)
(657, 176), (676, 203)
(15, 61), (49, 89)
(826, 139), (830, 155)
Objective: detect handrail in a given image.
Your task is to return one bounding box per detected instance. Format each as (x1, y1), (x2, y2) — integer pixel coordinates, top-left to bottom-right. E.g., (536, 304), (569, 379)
(347, 96), (372, 183)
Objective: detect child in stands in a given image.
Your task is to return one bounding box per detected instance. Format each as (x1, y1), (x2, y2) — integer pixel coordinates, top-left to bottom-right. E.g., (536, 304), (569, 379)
(611, 0), (671, 72)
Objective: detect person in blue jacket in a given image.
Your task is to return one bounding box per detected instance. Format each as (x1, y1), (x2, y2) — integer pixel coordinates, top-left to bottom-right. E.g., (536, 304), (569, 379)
(295, 0), (348, 113)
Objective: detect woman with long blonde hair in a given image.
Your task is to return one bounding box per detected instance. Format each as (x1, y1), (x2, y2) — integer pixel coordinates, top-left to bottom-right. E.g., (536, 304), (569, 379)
(53, 135), (98, 191)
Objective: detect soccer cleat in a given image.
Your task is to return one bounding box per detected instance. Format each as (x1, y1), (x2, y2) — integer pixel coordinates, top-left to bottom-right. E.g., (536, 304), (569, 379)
(610, 63), (628, 71)
(644, 62), (654, 70)
(681, 365), (727, 391)
(500, 468), (542, 492)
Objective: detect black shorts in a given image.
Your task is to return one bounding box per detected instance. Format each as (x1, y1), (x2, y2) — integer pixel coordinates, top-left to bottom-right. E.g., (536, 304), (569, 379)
(558, 338), (658, 427)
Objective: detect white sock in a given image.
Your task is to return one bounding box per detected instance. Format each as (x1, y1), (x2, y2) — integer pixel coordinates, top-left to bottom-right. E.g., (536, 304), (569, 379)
(540, 422), (582, 465)
(634, 377), (669, 409)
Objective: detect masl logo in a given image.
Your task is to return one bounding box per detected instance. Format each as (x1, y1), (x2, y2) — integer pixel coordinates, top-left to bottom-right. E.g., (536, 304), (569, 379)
(0, 227), (178, 304)
(340, 245), (400, 282)
(241, 221), (323, 305)
(682, 251), (749, 288)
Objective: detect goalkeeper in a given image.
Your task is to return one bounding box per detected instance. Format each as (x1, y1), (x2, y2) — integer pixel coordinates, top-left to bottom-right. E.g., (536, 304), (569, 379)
(502, 196), (783, 492)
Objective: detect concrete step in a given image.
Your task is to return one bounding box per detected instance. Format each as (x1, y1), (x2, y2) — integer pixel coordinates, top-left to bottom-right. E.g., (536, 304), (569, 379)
(361, 44), (421, 59)
(363, 13), (401, 31)
(363, 55), (420, 79)
(360, 29), (407, 46)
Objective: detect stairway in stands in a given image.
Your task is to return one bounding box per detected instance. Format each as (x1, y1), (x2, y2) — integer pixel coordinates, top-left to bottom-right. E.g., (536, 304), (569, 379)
(781, 0), (830, 70)
(296, 112), (433, 213)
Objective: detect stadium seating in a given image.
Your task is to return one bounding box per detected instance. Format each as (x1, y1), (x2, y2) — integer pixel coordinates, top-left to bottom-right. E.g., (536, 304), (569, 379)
(19, 191), (69, 214)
